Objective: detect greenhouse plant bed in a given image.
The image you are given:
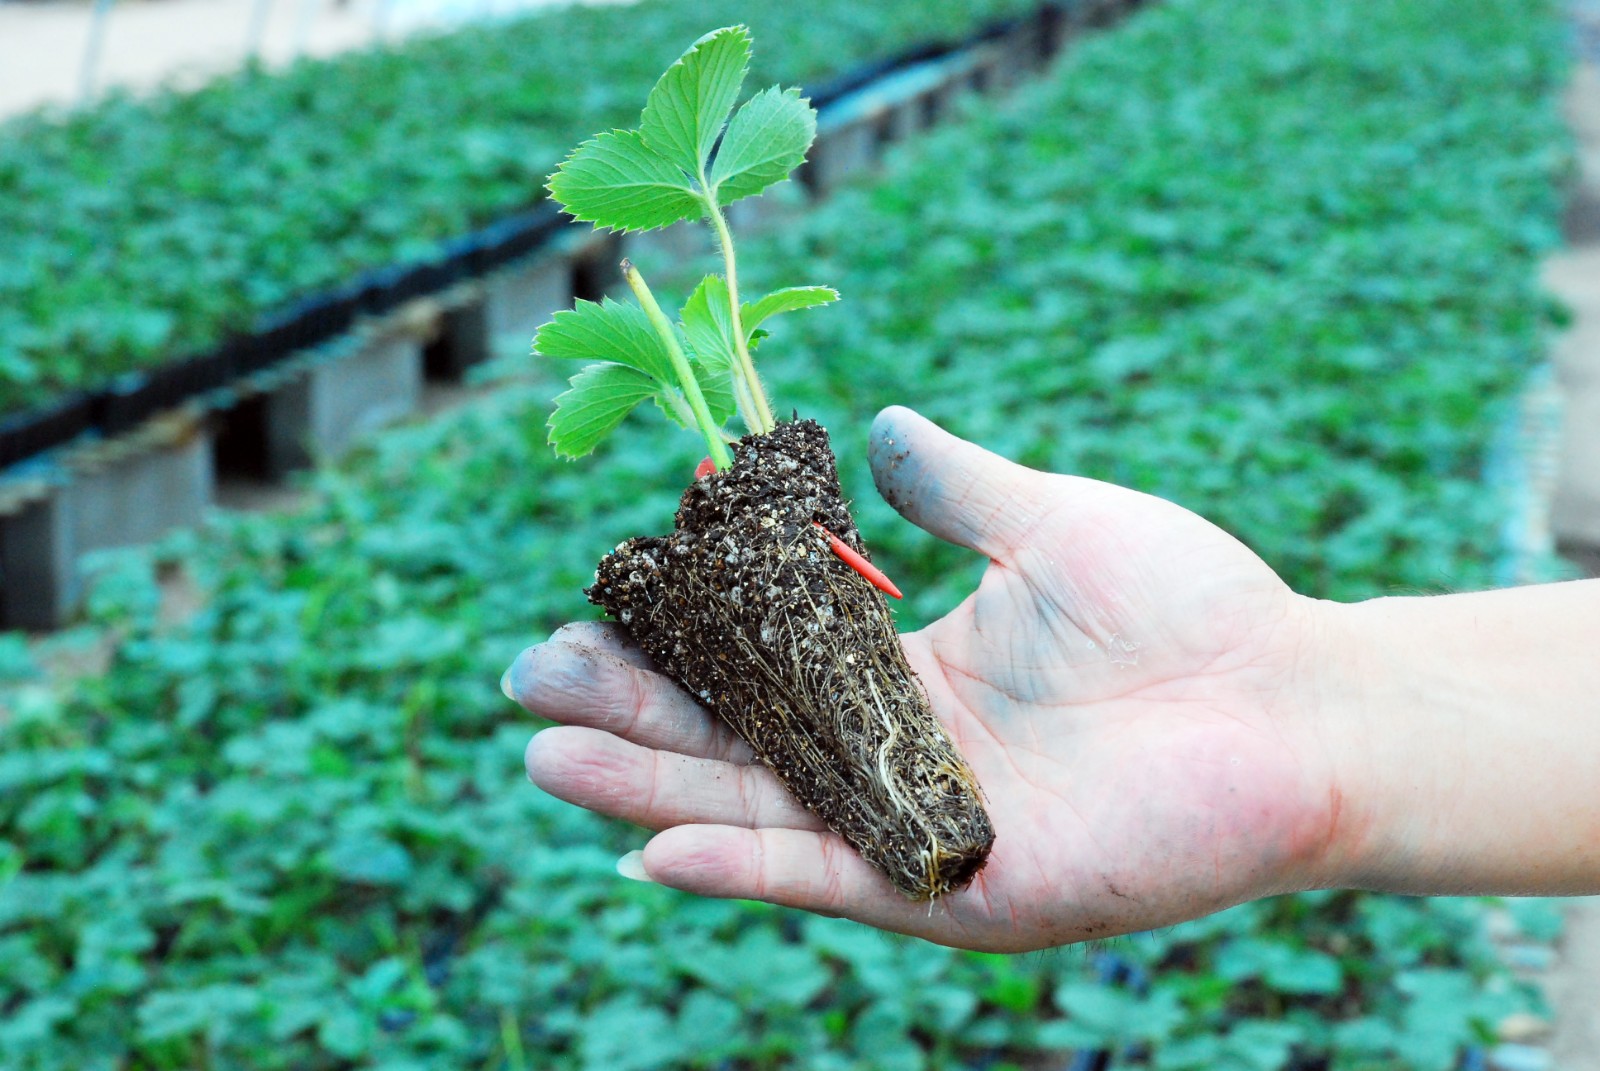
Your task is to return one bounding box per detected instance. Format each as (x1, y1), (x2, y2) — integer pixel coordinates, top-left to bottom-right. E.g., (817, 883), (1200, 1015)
(0, 1), (1109, 474)
(618, 224), (706, 272)
(801, 111), (883, 196)
(482, 248), (579, 343)
(357, 255), (470, 322)
(0, 0), (1569, 1062)
(473, 204), (568, 275)
(0, 392), (94, 473)
(91, 345), (241, 438)
(802, 39), (951, 112)
(865, 53), (969, 145)
(0, 411), (212, 629)
(423, 293), (492, 382)
(569, 232), (625, 303)
(803, 42), (1016, 196)
(243, 323), (426, 478)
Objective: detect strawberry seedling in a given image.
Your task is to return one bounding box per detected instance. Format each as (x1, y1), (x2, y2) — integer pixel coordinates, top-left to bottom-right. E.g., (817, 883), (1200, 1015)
(535, 26), (994, 899)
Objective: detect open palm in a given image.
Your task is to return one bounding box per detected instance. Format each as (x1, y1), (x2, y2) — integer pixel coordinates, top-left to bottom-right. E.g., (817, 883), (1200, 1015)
(507, 406), (1339, 952)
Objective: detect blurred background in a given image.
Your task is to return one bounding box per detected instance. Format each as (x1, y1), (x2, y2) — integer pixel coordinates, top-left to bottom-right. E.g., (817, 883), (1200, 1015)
(1, 0), (1599, 1068)
(0, 0), (616, 116)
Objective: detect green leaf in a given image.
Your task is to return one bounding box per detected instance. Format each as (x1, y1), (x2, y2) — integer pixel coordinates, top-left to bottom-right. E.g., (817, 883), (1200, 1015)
(547, 363), (663, 459)
(694, 362), (737, 426)
(537, 296), (728, 453)
(579, 998), (686, 1071)
(546, 129), (703, 233)
(712, 86), (818, 204)
(325, 833), (413, 885)
(1052, 982), (1185, 1045)
(742, 285), (839, 334)
(535, 298), (676, 385)
(680, 275), (737, 376)
(1223, 1020), (1304, 1071)
(640, 25), (751, 178)
(678, 276), (740, 424)
(1263, 947), (1342, 995)
(682, 279), (837, 375)
(137, 985), (263, 1043)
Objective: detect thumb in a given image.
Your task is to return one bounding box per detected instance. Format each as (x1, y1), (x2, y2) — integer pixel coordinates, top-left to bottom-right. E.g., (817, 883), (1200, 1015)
(868, 406), (1053, 562)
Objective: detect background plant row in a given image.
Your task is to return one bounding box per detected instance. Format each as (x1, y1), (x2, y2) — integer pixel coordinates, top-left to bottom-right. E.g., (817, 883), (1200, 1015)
(0, 0), (1046, 417)
(0, 0), (1573, 1067)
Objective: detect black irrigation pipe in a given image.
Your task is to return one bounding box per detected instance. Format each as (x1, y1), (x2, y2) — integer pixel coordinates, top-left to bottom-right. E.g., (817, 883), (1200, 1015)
(0, 0), (1113, 473)
(0, 391), (93, 471)
(801, 38), (959, 112)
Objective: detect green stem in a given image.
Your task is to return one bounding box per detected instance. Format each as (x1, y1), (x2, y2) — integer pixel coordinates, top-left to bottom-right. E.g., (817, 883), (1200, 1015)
(622, 258), (734, 471)
(498, 1008), (528, 1071)
(700, 184), (775, 435)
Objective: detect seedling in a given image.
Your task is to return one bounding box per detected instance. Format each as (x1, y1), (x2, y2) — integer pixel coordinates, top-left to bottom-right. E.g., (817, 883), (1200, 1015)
(538, 24), (836, 469)
(535, 27), (994, 899)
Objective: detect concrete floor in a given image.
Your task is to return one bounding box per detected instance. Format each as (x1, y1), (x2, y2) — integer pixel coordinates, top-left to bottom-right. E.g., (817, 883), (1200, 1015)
(1554, 901), (1600, 1070)
(1544, 38), (1600, 1068)
(1550, 60), (1600, 573)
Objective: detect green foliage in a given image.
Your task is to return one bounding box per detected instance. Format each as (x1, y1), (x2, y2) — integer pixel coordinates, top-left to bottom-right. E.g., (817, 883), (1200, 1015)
(640, 27), (756, 182)
(679, 278), (839, 379)
(743, 285), (841, 334)
(551, 24), (816, 230)
(537, 298), (725, 455)
(0, 0), (1033, 415)
(545, 129), (709, 233)
(755, 0), (1571, 602)
(0, 0), (1571, 1067)
(545, 364), (669, 461)
(710, 87), (817, 205)
(541, 25), (824, 461)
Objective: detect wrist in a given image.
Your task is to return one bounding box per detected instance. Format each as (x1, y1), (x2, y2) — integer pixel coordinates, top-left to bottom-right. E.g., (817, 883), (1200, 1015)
(1293, 594), (1417, 893)
(1297, 582), (1600, 897)
(1269, 593), (1386, 894)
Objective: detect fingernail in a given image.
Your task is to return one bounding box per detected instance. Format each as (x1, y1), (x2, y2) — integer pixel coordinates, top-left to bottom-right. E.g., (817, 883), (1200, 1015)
(500, 665), (517, 701)
(616, 850), (654, 884)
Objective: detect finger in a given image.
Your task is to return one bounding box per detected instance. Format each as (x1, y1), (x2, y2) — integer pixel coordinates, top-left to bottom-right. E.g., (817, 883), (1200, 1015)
(504, 639), (754, 763)
(525, 726), (824, 833)
(640, 825), (984, 945)
(545, 620), (655, 670)
(868, 405), (1059, 562)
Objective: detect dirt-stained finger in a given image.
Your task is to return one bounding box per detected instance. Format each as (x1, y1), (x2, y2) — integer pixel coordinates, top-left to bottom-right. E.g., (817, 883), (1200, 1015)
(868, 406), (1054, 563)
(525, 726), (822, 833)
(546, 621), (654, 669)
(640, 825), (989, 943)
(505, 640), (754, 763)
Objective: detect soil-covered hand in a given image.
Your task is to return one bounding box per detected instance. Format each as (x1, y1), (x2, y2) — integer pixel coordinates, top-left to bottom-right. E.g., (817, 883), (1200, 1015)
(506, 406), (1347, 951)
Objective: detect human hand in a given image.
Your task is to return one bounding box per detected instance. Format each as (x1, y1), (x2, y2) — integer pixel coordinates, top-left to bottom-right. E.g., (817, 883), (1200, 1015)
(504, 405), (1346, 952)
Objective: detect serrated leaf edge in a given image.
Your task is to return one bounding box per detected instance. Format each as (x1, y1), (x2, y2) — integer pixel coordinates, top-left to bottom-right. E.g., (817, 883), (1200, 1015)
(639, 25), (753, 177)
(545, 129), (702, 234)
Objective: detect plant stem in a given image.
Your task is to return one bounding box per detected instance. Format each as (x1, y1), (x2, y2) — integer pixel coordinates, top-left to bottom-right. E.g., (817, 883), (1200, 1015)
(700, 185), (775, 435)
(622, 258), (734, 471)
(498, 1008), (528, 1071)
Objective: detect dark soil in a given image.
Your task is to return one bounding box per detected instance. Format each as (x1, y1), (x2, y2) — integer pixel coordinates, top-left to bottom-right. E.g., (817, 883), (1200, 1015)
(588, 419), (994, 899)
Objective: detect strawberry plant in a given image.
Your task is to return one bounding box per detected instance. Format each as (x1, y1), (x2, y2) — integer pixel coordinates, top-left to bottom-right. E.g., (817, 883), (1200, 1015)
(535, 26), (994, 899)
(537, 22), (833, 467)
